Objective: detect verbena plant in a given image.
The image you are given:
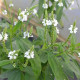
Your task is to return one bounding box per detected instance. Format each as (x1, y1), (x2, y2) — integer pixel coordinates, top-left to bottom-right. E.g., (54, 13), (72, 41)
(0, 0), (80, 80)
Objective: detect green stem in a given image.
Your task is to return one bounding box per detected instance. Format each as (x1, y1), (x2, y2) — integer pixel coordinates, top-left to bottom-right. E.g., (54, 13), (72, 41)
(10, 25), (13, 50)
(51, 11), (54, 46)
(63, 34), (72, 46)
(3, 41), (8, 54)
(43, 0), (48, 49)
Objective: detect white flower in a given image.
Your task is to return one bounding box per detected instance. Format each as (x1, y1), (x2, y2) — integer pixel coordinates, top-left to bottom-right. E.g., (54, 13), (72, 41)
(23, 32), (33, 38)
(33, 9), (37, 15)
(9, 3), (14, 7)
(3, 33), (8, 41)
(78, 53), (80, 57)
(70, 1), (74, 5)
(42, 19), (46, 26)
(54, 0), (58, 2)
(18, 9), (29, 22)
(69, 7), (73, 10)
(0, 32), (8, 41)
(58, 2), (63, 7)
(0, 34), (3, 41)
(8, 50), (18, 60)
(42, 3), (48, 9)
(68, 25), (78, 34)
(24, 50), (34, 59)
(56, 27), (59, 34)
(49, 1), (52, 7)
(54, 7), (56, 11)
(14, 21), (18, 26)
(52, 19), (58, 26)
(42, 19), (52, 26)
(2, 10), (7, 15)
(46, 20), (52, 26)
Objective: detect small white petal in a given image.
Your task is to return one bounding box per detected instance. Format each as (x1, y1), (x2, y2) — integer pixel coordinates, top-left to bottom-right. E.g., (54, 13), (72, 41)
(33, 9), (37, 15)
(9, 3), (14, 7)
(0, 34), (3, 41)
(58, 2), (63, 7)
(42, 3), (48, 9)
(54, 0), (58, 2)
(2, 10), (7, 15)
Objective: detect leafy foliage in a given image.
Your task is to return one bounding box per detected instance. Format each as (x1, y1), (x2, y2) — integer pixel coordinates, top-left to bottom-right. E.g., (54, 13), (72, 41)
(0, 0), (80, 80)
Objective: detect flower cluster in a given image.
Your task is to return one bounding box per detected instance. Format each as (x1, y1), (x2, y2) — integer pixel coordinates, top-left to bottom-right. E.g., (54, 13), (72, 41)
(18, 9), (29, 22)
(56, 27), (59, 34)
(9, 3), (14, 7)
(42, 3), (48, 9)
(69, 0), (74, 10)
(58, 2), (63, 7)
(78, 53), (80, 57)
(24, 50), (34, 59)
(54, 0), (63, 7)
(0, 32), (8, 41)
(23, 32), (33, 38)
(42, 18), (58, 27)
(8, 50), (18, 60)
(42, 19), (52, 26)
(2, 10), (7, 15)
(68, 25), (78, 34)
(33, 9), (37, 15)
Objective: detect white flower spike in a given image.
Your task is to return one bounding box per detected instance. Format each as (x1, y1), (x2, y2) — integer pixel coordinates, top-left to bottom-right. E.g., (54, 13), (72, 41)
(56, 27), (59, 34)
(23, 32), (33, 38)
(68, 25), (78, 34)
(24, 50), (34, 59)
(9, 3), (14, 7)
(52, 19), (58, 26)
(58, 2), (63, 7)
(2, 10), (7, 15)
(71, 1), (74, 5)
(54, 0), (58, 2)
(0, 32), (8, 41)
(8, 50), (18, 60)
(18, 9), (29, 22)
(78, 53), (80, 57)
(3, 33), (8, 41)
(42, 19), (52, 26)
(33, 9), (37, 15)
(42, 3), (48, 9)
(0, 34), (3, 41)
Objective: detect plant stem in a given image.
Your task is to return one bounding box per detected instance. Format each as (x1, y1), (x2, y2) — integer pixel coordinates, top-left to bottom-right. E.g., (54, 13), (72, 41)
(10, 25), (13, 50)
(63, 34), (72, 46)
(51, 11), (54, 46)
(3, 41), (8, 54)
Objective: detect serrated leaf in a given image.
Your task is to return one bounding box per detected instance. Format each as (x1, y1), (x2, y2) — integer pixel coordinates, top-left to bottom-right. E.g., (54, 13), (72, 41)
(36, 27), (44, 41)
(30, 52), (41, 80)
(48, 53), (68, 80)
(38, 0), (44, 18)
(0, 60), (11, 67)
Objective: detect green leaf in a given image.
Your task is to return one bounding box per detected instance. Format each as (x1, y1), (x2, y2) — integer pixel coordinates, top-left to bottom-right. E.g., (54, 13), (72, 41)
(38, 0), (44, 18)
(0, 60), (11, 67)
(39, 50), (48, 63)
(36, 27), (44, 41)
(30, 52), (41, 80)
(48, 53), (68, 80)
(0, 69), (21, 80)
(62, 54), (80, 79)
(56, 4), (63, 21)
(45, 65), (54, 80)
(24, 66), (35, 80)
(12, 21), (22, 35)
(12, 38), (32, 52)
(2, 64), (14, 70)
